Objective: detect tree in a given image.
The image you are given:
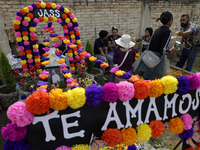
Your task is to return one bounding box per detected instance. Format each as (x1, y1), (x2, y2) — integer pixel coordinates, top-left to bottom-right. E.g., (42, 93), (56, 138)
(0, 51), (16, 91)
(85, 40), (95, 73)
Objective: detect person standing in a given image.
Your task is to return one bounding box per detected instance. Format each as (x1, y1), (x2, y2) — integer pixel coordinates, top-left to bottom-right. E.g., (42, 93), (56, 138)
(136, 27), (153, 53)
(108, 27), (121, 56)
(94, 30), (113, 78)
(176, 14), (199, 72)
(133, 11), (178, 80)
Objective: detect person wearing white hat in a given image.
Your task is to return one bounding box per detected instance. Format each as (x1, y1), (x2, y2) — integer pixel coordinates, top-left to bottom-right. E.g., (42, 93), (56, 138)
(111, 34), (136, 82)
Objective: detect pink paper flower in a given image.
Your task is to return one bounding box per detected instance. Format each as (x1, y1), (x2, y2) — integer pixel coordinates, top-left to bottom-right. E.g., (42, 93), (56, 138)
(22, 20), (29, 27)
(43, 26), (48, 30)
(56, 5), (60, 10)
(80, 60), (85, 64)
(18, 46), (24, 51)
(57, 18), (62, 23)
(55, 145), (72, 150)
(42, 47), (50, 51)
(40, 69), (49, 75)
(28, 59), (33, 63)
(110, 66), (119, 73)
(75, 55), (80, 59)
(70, 14), (75, 19)
(27, 5), (33, 11)
(34, 18), (39, 24)
(30, 32), (36, 37)
(74, 27), (79, 31)
(180, 114), (193, 130)
(71, 39), (76, 43)
(33, 48), (39, 52)
(24, 41), (30, 45)
(103, 83), (119, 103)
(22, 68), (29, 73)
(84, 53), (91, 59)
(78, 47), (82, 50)
(63, 29), (68, 33)
(67, 22), (73, 27)
(52, 44), (60, 48)
(7, 101), (34, 127)
(68, 57), (73, 61)
(15, 32), (21, 37)
(15, 16), (22, 21)
(60, 64), (67, 68)
(66, 78), (74, 83)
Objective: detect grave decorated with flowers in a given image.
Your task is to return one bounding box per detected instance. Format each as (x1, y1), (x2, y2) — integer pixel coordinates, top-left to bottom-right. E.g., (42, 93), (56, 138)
(2, 1), (200, 150)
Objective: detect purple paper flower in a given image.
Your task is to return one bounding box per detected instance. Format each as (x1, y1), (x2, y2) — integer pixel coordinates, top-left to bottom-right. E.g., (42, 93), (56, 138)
(86, 84), (103, 106)
(41, 57), (49, 61)
(178, 128), (194, 140)
(56, 53), (62, 57)
(34, 52), (40, 56)
(55, 33), (60, 36)
(21, 95), (27, 100)
(39, 88), (47, 92)
(43, 39), (50, 42)
(71, 85), (79, 89)
(48, 22), (53, 28)
(21, 26), (27, 31)
(61, 21), (66, 26)
(20, 56), (26, 60)
(1, 123), (27, 141)
(76, 36), (81, 40)
(49, 27), (54, 31)
(30, 21), (37, 27)
(84, 53), (91, 59)
(31, 3), (37, 10)
(16, 12), (23, 17)
(62, 70), (70, 74)
(50, 34), (55, 37)
(73, 22), (79, 27)
(121, 71), (132, 79)
(31, 40), (37, 45)
(64, 33), (69, 36)
(60, 6), (64, 11)
(176, 76), (190, 94)
(40, 69), (49, 75)
(68, 27), (73, 31)
(77, 49), (84, 53)
(25, 45), (31, 50)
(17, 42), (23, 46)
(4, 140), (29, 150)
(94, 60), (103, 65)
(29, 88), (35, 93)
(60, 64), (67, 69)
(37, 81), (48, 86)
(128, 145), (137, 150)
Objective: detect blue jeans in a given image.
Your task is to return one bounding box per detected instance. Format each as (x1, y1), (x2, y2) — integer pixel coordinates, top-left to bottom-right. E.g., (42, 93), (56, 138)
(110, 69), (130, 82)
(176, 47), (199, 71)
(95, 54), (113, 73)
(108, 50), (114, 57)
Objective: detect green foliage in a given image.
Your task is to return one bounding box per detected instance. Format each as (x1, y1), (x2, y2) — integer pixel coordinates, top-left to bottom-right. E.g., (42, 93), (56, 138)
(85, 40), (95, 73)
(0, 51), (16, 91)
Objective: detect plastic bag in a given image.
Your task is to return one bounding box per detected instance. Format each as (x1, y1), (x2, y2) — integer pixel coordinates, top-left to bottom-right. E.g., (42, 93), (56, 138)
(6, 53), (22, 70)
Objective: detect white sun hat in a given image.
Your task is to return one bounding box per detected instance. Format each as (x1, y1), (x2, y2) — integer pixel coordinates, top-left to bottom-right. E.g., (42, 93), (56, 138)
(115, 34), (135, 49)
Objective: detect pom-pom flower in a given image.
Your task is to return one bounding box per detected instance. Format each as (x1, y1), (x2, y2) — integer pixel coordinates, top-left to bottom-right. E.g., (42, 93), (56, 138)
(161, 76), (178, 94)
(149, 120), (165, 138)
(128, 145), (137, 150)
(136, 123), (152, 142)
(67, 87), (86, 109)
(121, 127), (137, 146)
(116, 81), (135, 102)
(26, 91), (50, 115)
(7, 101), (34, 127)
(85, 84), (103, 106)
(178, 128), (194, 140)
(71, 144), (89, 150)
(4, 140), (29, 150)
(187, 74), (200, 90)
(180, 114), (193, 130)
(103, 83), (118, 103)
(56, 146), (72, 150)
(101, 128), (122, 147)
(168, 117), (184, 134)
(49, 89), (68, 110)
(134, 80), (150, 99)
(149, 79), (165, 97)
(1, 123), (27, 141)
(176, 76), (190, 94)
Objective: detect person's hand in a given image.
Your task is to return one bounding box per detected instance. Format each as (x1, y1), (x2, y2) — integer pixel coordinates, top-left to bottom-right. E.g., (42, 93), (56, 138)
(170, 46), (178, 53)
(178, 31), (184, 36)
(136, 38), (142, 42)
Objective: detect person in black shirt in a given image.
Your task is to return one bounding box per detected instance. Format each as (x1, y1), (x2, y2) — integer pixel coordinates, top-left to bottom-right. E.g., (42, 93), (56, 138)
(108, 27), (121, 56)
(58, 42), (67, 55)
(133, 10), (178, 80)
(94, 30), (113, 75)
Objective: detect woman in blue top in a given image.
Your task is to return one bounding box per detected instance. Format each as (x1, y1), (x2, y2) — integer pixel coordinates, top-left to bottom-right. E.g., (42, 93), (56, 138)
(133, 11), (178, 80)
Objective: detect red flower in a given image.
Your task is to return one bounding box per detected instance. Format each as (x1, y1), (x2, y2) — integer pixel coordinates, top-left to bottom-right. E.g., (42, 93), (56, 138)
(79, 68), (83, 72)
(31, 73), (35, 77)
(29, 65), (36, 72)
(20, 78), (25, 83)
(79, 73), (83, 77)
(34, 65), (40, 69)
(12, 70), (19, 76)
